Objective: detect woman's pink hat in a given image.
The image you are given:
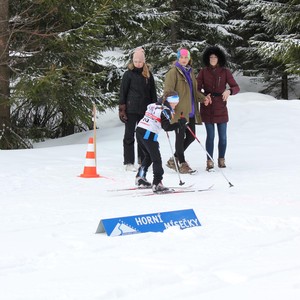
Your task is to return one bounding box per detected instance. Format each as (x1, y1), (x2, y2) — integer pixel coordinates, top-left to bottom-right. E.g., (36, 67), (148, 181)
(133, 47), (145, 63)
(177, 48), (190, 60)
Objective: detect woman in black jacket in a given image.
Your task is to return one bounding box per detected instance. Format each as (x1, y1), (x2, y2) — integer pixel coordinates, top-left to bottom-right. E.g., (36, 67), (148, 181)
(119, 48), (157, 171)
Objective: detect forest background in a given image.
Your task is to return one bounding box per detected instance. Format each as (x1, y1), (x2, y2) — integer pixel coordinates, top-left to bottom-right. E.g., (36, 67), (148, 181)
(0, 0), (299, 149)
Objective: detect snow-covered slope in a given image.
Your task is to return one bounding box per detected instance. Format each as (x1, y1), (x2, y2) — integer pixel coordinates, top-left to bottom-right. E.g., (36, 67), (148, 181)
(1, 92), (300, 300)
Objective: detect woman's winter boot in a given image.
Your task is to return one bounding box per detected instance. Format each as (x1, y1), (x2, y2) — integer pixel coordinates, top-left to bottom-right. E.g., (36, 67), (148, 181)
(206, 160), (214, 171)
(166, 157), (179, 171)
(218, 158), (226, 168)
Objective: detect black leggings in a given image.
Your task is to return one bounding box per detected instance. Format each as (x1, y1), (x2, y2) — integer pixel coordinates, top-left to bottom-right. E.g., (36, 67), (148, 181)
(123, 113), (144, 164)
(136, 128), (164, 185)
(175, 117), (195, 163)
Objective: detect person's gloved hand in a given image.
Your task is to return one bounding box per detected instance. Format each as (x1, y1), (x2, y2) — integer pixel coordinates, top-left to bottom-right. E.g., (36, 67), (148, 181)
(119, 104), (128, 123)
(178, 117), (188, 129)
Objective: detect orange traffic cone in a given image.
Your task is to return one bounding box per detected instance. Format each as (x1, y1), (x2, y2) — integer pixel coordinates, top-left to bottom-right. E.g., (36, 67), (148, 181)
(80, 137), (100, 178)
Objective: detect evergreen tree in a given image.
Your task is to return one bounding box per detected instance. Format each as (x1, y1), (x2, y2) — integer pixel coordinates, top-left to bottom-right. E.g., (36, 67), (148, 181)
(105, 0), (236, 92)
(239, 0), (300, 99)
(103, 0), (179, 90)
(159, 0), (232, 67)
(6, 0), (116, 146)
(221, 0), (246, 70)
(0, 0), (11, 149)
(251, 0), (300, 76)
(231, 0), (270, 75)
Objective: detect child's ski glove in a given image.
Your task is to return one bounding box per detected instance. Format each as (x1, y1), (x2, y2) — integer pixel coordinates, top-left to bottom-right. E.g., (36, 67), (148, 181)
(178, 117), (188, 129)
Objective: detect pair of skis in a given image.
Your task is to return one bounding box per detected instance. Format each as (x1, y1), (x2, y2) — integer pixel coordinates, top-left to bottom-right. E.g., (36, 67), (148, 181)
(107, 184), (213, 196)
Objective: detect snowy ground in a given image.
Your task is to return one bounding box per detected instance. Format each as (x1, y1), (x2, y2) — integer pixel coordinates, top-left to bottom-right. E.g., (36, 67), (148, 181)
(1, 91), (300, 300)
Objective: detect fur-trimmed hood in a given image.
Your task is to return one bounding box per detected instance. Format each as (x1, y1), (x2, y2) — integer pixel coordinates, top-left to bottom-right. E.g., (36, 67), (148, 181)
(202, 46), (227, 67)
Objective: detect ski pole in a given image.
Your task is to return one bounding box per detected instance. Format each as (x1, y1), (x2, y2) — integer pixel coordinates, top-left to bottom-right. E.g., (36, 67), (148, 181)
(186, 125), (234, 187)
(165, 131), (185, 186)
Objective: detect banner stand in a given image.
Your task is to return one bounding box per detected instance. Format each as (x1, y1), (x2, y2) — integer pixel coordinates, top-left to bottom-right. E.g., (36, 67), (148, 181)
(96, 209), (201, 237)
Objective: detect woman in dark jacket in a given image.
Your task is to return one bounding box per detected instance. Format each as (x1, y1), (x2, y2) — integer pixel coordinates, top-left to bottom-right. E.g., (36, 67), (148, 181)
(119, 48), (157, 171)
(197, 46), (240, 171)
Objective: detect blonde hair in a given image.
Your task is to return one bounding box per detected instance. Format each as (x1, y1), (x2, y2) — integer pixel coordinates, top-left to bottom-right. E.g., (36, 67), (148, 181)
(127, 62), (151, 79)
(142, 64), (150, 79)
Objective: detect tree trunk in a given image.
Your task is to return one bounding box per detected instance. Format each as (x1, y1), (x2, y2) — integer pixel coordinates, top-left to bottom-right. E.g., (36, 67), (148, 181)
(170, 0), (177, 50)
(0, 0), (10, 131)
(281, 73), (288, 100)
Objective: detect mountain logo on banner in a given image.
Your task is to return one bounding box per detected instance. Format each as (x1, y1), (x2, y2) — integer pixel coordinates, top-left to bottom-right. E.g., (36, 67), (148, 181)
(110, 221), (140, 236)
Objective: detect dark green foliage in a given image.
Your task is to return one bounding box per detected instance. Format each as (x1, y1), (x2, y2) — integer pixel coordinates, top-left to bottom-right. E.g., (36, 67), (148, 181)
(104, 0), (235, 92)
(9, 0), (117, 141)
(2, 0), (299, 149)
(252, 0), (300, 76)
(234, 0), (300, 99)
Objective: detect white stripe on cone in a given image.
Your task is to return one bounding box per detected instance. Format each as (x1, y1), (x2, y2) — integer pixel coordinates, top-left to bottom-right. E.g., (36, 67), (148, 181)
(84, 158), (96, 167)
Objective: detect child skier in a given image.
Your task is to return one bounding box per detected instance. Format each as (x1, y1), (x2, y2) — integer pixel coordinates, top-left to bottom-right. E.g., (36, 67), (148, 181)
(135, 91), (187, 193)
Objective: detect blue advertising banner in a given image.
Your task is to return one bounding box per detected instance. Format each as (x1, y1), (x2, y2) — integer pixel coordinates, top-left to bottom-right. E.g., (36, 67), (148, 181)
(95, 209), (201, 237)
